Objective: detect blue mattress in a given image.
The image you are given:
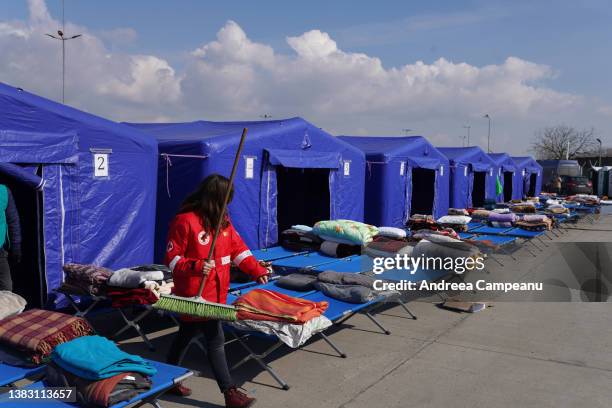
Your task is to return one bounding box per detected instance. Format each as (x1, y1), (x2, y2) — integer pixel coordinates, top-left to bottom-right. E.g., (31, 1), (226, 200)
(251, 246), (310, 261)
(0, 360), (191, 408)
(0, 363), (45, 387)
(468, 234), (517, 245)
(310, 255), (372, 274)
(467, 223), (485, 232)
(504, 227), (545, 238)
(458, 232), (473, 239)
(236, 280), (316, 298)
(472, 225), (514, 235)
(271, 252), (343, 274)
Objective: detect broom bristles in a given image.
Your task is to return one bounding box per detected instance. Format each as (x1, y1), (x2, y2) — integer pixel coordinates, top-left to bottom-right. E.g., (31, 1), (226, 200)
(153, 294), (237, 321)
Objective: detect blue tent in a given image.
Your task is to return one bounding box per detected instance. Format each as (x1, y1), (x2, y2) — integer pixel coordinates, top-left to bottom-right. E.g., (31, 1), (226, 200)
(337, 136), (449, 226)
(488, 153), (521, 202)
(512, 156), (543, 197)
(128, 118), (365, 258)
(437, 147), (496, 209)
(0, 83), (158, 307)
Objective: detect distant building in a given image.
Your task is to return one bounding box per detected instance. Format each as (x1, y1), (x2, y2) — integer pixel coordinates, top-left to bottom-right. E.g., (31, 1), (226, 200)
(574, 147), (612, 168)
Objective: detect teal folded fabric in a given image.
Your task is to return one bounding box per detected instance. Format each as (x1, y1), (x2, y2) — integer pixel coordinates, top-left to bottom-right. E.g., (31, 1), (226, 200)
(51, 335), (157, 380)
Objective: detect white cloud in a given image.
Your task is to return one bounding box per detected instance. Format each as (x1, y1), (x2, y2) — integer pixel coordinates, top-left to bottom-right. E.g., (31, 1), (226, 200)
(0, 2), (608, 153)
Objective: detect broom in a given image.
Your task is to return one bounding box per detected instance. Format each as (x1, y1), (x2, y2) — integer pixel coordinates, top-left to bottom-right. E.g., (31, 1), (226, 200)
(153, 128), (248, 321)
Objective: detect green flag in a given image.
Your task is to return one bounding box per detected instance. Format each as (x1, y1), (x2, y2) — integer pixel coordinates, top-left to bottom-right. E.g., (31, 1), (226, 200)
(496, 176), (503, 196)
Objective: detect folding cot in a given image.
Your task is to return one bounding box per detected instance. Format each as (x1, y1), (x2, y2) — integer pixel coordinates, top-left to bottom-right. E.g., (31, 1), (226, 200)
(0, 360), (193, 408)
(56, 288), (178, 352)
(459, 233), (519, 266)
(0, 363), (45, 387)
(229, 246), (312, 292)
(269, 251), (352, 275)
(467, 225), (544, 256)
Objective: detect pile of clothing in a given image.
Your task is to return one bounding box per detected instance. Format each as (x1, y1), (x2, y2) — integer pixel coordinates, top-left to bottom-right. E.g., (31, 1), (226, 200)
(61, 264), (113, 296)
(488, 212), (518, 228)
(467, 208), (491, 221)
(46, 335), (156, 407)
(279, 225), (323, 252)
(105, 265), (173, 308)
(566, 194), (600, 206)
(364, 235), (415, 258)
(407, 214), (439, 231)
(509, 202), (537, 213)
(0, 309), (93, 365)
(436, 215), (472, 232)
(515, 214), (553, 231)
(448, 208), (469, 216)
(233, 289), (328, 324)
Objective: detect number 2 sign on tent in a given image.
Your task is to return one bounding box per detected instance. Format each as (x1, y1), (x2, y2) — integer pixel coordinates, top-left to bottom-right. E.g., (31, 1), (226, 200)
(93, 153), (109, 178)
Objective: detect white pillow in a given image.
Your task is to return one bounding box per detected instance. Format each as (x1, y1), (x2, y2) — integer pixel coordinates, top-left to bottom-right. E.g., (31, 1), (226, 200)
(376, 226), (408, 239)
(436, 215), (472, 225)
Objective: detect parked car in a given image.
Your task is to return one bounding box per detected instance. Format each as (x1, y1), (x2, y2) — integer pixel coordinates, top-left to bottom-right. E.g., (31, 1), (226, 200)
(561, 175), (592, 195)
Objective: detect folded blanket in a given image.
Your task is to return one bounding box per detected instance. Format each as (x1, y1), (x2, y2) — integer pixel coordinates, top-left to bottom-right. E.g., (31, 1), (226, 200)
(510, 204), (536, 213)
(233, 289), (328, 324)
(63, 264), (113, 295)
(319, 241), (361, 258)
(0, 291), (26, 320)
(280, 228), (323, 251)
(492, 208), (510, 214)
(448, 208), (469, 216)
(230, 316), (332, 348)
(52, 335), (157, 380)
(0, 309), (93, 365)
(376, 226), (408, 239)
(313, 220), (379, 245)
(45, 362), (151, 408)
(105, 288), (160, 308)
(521, 214), (548, 223)
(276, 274), (318, 292)
(107, 269), (164, 289)
(364, 236), (414, 258)
(317, 271), (376, 288)
(313, 282), (377, 304)
(408, 215), (439, 231)
(488, 212), (517, 223)
(412, 239), (480, 263)
(412, 228), (460, 240)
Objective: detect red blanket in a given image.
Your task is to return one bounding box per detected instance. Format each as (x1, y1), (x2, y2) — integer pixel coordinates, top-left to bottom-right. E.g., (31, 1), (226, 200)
(233, 289), (328, 324)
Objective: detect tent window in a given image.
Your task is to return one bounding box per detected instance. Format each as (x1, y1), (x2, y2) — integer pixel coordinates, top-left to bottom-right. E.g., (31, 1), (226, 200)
(276, 167), (330, 235)
(0, 168), (46, 308)
(410, 168), (435, 217)
(472, 171), (486, 207)
(528, 173), (537, 196)
(503, 172), (513, 202)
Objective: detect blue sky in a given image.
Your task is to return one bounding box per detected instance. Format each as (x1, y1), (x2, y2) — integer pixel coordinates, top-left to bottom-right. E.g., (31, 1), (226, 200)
(1, 0), (611, 153)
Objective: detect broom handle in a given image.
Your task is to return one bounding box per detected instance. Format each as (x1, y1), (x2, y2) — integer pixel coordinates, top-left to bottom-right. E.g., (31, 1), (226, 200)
(196, 127), (248, 298)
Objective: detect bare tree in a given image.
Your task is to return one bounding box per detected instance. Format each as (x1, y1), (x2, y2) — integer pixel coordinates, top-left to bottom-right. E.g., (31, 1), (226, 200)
(531, 125), (598, 159)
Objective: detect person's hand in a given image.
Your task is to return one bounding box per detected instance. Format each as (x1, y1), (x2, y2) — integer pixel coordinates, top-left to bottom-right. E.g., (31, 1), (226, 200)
(259, 260), (273, 274)
(257, 274), (269, 284)
(201, 260), (214, 276)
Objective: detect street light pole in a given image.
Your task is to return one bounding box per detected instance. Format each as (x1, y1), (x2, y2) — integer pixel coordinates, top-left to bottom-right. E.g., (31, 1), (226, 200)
(45, 0), (81, 103)
(596, 138), (602, 166)
(483, 114), (491, 152)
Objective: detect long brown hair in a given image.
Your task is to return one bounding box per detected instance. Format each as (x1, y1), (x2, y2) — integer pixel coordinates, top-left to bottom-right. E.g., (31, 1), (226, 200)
(179, 174), (234, 231)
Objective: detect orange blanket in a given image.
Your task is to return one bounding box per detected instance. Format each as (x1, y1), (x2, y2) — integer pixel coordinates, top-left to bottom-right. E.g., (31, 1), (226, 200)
(233, 289), (328, 324)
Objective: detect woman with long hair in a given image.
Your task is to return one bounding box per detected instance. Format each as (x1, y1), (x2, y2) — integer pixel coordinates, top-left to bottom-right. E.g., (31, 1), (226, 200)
(165, 174), (269, 408)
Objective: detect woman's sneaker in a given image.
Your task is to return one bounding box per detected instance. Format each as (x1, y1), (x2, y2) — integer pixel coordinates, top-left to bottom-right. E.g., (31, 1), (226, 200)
(224, 387), (256, 408)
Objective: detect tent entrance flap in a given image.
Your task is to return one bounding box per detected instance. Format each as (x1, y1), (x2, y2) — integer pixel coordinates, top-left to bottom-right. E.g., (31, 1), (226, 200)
(503, 172), (513, 202)
(472, 171), (486, 207)
(410, 168), (435, 217)
(276, 167), (330, 234)
(528, 173), (537, 196)
(0, 167), (46, 308)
